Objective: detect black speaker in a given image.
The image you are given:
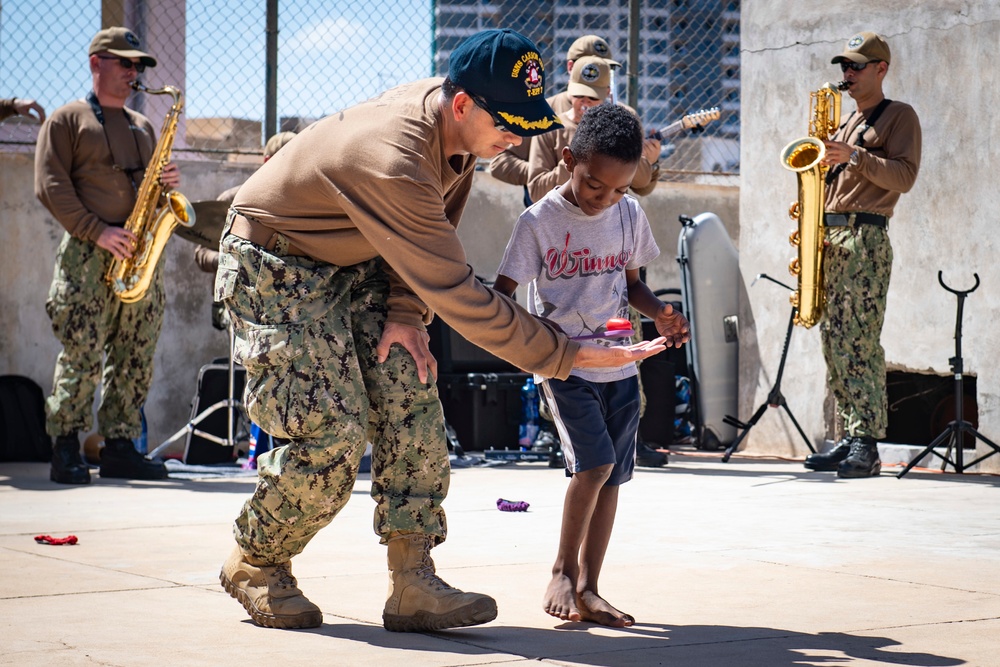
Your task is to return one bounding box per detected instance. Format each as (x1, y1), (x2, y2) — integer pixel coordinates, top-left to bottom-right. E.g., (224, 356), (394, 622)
(427, 317), (516, 374)
(639, 358), (677, 446)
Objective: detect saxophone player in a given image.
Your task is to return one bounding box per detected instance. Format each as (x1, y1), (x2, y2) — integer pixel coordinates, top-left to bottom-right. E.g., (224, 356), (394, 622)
(34, 26), (181, 484)
(802, 32), (921, 478)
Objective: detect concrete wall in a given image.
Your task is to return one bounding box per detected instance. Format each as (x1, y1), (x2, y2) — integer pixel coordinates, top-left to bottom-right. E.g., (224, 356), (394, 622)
(0, 154), (735, 451)
(741, 2), (1000, 471)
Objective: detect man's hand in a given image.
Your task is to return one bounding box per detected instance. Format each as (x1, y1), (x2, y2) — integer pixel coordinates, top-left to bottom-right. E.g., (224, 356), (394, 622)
(160, 162), (181, 189)
(654, 303), (690, 348)
(14, 98), (45, 122)
(821, 140), (852, 166)
(573, 337), (667, 368)
(96, 226), (138, 260)
(376, 321), (438, 384)
(641, 137), (661, 164)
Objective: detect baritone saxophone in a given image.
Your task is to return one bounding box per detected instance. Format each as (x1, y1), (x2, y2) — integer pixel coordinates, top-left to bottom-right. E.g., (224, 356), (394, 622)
(779, 81), (848, 328)
(104, 82), (195, 303)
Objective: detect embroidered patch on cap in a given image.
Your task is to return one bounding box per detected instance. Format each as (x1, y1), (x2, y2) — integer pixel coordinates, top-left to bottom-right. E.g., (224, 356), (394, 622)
(512, 51), (545, 98)
(848, 34), (864, 48)
(580, 62), (601, 83)
(593, 41), (610, 57)
(125, 31), (141, 48)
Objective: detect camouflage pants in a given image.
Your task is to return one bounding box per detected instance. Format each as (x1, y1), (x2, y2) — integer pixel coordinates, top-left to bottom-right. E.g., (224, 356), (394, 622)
(45, 232), (164, 439)
(216, 218), (449, 563)
(820, 224), (893, 439)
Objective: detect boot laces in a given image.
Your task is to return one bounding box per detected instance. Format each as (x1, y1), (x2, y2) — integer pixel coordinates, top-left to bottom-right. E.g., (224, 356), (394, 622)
(415, 552), (455, 592)
(268, 563), (298, 590)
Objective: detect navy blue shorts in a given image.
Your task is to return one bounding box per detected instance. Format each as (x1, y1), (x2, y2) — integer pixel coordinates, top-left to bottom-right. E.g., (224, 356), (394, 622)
(540, 375), (639, 486)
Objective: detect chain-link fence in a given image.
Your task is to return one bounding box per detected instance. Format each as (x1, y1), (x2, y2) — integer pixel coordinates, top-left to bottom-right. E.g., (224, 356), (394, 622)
(1, 0), (738, 179)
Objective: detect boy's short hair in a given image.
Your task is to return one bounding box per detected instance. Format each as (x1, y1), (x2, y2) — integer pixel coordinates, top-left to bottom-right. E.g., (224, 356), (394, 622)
(570, 103), (643, 165)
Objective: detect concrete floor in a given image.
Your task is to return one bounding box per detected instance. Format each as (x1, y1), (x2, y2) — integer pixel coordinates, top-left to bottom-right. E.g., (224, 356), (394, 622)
(1, 450), (999, 667)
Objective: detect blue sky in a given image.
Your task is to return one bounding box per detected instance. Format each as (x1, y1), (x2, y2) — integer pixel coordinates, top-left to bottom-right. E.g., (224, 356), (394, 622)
(1, 0), (433, 123)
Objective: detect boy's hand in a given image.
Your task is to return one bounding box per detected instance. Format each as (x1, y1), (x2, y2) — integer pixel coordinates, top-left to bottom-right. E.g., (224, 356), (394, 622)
(654, 303), (690, 348)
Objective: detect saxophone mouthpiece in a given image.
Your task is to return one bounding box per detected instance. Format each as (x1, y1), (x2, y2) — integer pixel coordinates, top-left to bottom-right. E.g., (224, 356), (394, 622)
(131, 81), (147, 93)
(836, 80), (850, 90)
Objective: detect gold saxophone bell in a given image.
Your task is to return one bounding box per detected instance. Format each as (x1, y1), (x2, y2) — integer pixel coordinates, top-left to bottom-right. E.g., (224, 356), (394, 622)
(778, 81), (845, 328)
(104, 82), (195, 303)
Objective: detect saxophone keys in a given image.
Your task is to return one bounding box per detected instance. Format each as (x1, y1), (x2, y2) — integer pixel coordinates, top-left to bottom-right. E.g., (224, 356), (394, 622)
(788, 201), (800, 220)
(789, 258), (801, 276)
(789, 230), (801, 246)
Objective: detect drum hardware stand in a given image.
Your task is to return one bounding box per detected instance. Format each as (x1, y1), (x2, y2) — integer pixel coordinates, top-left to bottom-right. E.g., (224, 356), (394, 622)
(897, 272), (1000, 478)
(148, 322), (243, 459)
(721, 273), (815, 462)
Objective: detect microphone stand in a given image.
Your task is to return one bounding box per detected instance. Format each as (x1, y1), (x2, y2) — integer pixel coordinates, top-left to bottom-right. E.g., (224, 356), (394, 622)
(722, 273), (815, 462)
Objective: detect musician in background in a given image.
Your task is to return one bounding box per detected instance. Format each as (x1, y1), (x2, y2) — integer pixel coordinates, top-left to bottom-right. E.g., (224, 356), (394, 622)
(1, 96), (46, 122)
(803, 32), (921, 478)
(35, 26), (181, 484)
(527, 57), (660, 203)
(489, 34), (634, 206)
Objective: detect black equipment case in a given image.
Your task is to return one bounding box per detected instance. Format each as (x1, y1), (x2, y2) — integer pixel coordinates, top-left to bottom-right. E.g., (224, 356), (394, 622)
(437, 372), (529, 451)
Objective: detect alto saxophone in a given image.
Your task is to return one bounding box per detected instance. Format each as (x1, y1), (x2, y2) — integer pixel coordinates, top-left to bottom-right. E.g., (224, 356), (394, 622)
(104, 82), (195, 303)
(779, 81), (848, 328)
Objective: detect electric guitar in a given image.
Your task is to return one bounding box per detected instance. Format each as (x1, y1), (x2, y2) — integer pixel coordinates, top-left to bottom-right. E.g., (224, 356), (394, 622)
(649, 107), (721, 141)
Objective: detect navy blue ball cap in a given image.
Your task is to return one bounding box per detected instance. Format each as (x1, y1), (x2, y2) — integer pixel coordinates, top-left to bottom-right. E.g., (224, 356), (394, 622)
(448, 29), (562, 137)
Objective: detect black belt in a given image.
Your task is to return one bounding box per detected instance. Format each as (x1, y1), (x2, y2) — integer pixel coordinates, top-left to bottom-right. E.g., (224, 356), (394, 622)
(824, 212), (888, 228)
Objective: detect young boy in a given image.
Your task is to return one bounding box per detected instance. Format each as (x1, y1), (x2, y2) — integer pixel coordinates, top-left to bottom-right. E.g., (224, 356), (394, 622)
(493, 103), (689, 627)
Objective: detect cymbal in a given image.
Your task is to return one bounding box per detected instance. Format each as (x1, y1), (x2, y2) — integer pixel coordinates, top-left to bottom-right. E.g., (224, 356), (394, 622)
(175, 200), (231, 249)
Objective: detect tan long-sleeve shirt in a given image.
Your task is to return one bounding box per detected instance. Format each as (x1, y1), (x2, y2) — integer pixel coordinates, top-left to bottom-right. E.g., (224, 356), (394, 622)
(232, 78), (579, 379)
(35, 99), (154, 242)
(825, 100), (921, 218)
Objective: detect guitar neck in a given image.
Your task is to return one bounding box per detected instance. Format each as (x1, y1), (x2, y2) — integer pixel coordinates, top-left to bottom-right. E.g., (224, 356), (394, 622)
(657, 119), (687, 139)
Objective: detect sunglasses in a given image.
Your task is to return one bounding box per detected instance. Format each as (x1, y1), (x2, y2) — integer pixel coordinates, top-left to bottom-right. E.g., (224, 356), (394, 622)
(840, 60), (878, 72)
(97, 55), (146, 74)
(470, 95), (511, 134)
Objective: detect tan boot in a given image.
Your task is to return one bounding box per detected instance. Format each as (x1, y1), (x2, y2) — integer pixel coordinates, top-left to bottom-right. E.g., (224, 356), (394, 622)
(219, 545), (322, 629)
(383, 534), (497, 632)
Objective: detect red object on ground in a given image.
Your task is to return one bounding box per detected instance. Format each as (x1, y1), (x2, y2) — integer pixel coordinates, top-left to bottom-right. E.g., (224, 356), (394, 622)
(34, 534), (78, 545)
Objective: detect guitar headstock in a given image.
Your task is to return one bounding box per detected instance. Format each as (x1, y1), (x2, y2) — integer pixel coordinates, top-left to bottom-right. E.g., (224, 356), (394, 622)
(680, 107), (721, 130)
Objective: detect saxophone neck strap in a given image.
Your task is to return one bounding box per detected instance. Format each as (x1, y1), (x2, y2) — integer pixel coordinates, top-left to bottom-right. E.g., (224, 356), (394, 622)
(87, 90), (146, 191)
(857, 98), (893, 149)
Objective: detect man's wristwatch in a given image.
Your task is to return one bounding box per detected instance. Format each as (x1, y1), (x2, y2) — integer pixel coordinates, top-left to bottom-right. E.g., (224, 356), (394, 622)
(848, 149), (860, 166)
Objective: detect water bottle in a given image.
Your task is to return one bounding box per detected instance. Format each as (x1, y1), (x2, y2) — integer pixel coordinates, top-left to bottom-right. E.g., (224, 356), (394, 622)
(518, 377), (540, 448)
(245, 423), (263, 470)
(133, 406), (148, 454)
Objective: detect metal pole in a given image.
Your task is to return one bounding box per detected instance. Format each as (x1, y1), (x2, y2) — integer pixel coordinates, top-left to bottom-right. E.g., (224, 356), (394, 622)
(626, 0), (640, 112)
(265, 0), (279, 142)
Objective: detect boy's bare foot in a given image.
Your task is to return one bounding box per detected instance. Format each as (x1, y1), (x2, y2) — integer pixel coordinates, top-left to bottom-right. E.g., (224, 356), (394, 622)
(576, 590), (635, 627)
(544, 574), (581, 621)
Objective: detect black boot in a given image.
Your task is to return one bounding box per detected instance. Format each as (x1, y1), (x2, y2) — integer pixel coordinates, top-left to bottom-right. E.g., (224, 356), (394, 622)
(803, 437), (852, 471)
(837, 436), (881, 478)
(636, 441), (668, 468)
(50, 434), (91, 485)
(100, 438), (168, 480)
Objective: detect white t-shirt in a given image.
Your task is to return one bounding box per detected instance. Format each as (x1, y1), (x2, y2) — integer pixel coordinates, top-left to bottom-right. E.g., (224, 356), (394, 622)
(497, 187), (660, 383)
